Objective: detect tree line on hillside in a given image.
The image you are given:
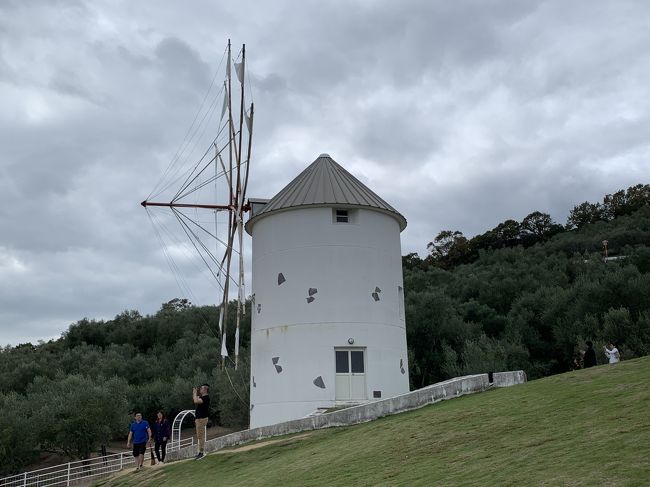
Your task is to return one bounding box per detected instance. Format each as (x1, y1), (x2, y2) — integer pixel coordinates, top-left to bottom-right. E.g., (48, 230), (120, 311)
(0, 301), (250, 476)
(0, 184), (648, 476)
(405, 191), (650, 388)
(425, 184), (650, 269)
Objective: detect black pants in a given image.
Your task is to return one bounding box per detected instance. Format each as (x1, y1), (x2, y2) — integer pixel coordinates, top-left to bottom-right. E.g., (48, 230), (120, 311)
(154, 440), (167, 462)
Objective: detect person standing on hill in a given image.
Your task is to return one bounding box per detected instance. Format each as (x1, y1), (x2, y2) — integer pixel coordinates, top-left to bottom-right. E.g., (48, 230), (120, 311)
(583, 341), (597, 368)
(126, 412), (152, 471)
(192, 384), (210, 460)
(571, 353), (583, 370)
(153, 411), (172, 463)
(604, 342), (620, 364)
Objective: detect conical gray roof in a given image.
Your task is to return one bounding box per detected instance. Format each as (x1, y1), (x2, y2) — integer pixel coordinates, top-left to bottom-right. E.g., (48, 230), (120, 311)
(245, 154), (407, 234)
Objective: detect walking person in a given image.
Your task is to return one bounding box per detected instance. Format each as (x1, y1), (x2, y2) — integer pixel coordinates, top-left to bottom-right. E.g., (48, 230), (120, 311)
(126, 412), (152, 471)
(192, 383), (210, 460)
(583, 341), (597, 368)
(604, 342), (620, 364)
(153, 411), (172, 464)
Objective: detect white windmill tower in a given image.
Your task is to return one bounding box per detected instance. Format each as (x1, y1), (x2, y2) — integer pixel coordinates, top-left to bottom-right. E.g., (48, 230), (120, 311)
(245, 154), (409, 428)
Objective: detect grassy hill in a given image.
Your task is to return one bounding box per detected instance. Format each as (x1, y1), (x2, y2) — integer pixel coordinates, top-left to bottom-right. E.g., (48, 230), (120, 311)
(97, 357), (650, 486)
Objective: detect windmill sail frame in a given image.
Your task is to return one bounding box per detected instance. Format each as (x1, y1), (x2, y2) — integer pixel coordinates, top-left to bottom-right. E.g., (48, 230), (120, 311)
(142, 40), (254, 369)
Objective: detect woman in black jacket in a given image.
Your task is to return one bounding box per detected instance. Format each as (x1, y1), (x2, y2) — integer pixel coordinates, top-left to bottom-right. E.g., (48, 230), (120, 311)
(153, 411), (172, 463)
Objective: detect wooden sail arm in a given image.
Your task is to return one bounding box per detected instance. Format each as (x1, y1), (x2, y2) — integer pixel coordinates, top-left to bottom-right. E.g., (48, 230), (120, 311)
(141, 200), (251, 212)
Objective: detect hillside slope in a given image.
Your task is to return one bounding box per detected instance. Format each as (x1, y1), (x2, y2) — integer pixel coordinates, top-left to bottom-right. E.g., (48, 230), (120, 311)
(97, 357), (650, 486)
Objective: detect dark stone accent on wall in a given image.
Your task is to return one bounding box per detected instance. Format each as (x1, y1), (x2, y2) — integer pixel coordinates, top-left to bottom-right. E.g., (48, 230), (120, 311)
(252, 376), (256, 387)
(257, 304), (261, 314)
(313, 376), (326, 389)
(272, 357), (283, 373)
(400, 358), (406, 374)
(373, 390), (382, 398)
(277, 273), (286, 285)
(250, 404), (254, 411)
(305, 288), (318, 303)
(372, 286), (382, 301)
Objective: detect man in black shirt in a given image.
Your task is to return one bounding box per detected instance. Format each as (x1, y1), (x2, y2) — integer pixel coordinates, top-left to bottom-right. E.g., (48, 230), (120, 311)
(192, 384), (210, 460)
(583, 341), (597, 368)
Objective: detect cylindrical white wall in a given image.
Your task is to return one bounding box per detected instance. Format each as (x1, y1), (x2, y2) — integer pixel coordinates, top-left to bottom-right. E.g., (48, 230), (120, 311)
(249, 206), (409, 428)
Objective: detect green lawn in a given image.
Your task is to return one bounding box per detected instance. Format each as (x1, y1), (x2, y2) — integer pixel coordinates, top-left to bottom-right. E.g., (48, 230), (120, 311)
(97, 358), (650, 486)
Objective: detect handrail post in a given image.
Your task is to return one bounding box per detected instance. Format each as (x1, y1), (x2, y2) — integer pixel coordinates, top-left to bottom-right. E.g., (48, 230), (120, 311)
(22, 472), (27, 487)
(120, 453), (123, 470)
(66, 462), (71, 486)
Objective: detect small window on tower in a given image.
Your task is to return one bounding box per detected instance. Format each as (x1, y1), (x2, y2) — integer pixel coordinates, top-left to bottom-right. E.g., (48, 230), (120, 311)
(332, 208), (357, 224)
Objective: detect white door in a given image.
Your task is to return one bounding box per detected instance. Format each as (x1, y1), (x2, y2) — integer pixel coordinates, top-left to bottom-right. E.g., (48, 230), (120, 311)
(335, 348), (366, 401)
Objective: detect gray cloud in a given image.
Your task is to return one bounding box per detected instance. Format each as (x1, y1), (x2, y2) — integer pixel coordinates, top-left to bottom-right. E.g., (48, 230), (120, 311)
(1, 0), (649, 345)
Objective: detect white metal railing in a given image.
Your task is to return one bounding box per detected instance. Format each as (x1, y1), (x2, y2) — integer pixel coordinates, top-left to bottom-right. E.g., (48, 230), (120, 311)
(0, 437), (194, 487)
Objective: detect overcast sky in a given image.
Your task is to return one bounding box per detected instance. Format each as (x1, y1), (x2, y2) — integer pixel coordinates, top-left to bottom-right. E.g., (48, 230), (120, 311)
(1, 0), (648, 345)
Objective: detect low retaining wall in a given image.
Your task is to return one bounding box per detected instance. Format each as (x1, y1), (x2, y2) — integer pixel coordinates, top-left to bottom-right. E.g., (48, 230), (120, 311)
(492, 370), (527, 387)
(168, 370), (526, 461)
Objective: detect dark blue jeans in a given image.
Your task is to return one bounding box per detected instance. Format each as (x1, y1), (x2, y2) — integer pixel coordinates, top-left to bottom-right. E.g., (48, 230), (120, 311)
(154, 440), (167, 462)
